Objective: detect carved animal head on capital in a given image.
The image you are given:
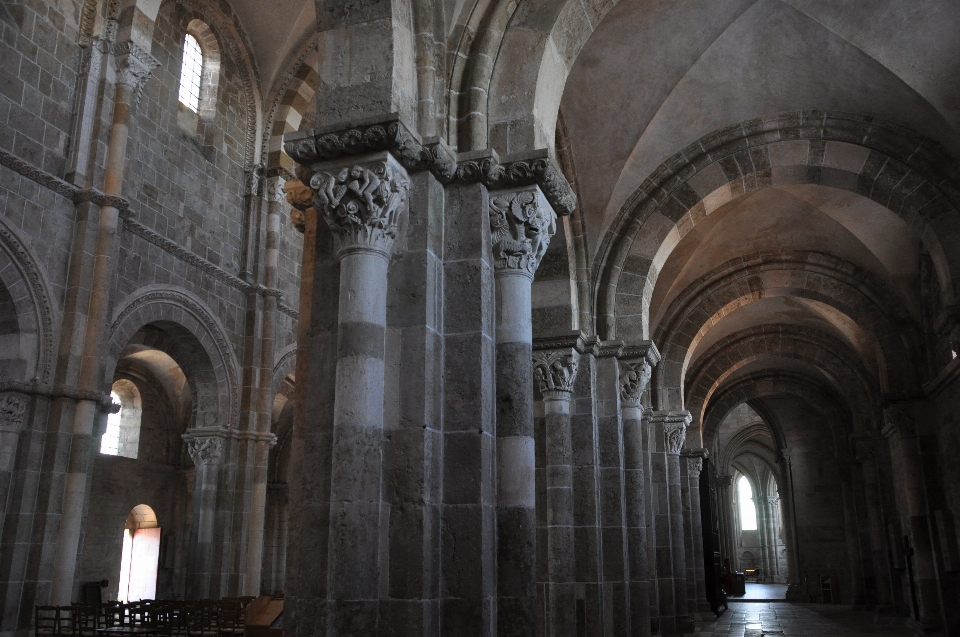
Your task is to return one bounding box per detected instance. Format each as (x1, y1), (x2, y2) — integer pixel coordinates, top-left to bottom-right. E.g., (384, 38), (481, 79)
(489, 190), (556, 274)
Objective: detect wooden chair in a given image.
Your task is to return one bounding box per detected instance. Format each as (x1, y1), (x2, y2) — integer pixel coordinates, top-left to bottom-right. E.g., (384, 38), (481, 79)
(35, 606), (69, 637)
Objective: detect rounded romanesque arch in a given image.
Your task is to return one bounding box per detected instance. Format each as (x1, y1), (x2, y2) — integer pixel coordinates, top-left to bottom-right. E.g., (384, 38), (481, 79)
(703, 373), (852, 454)
(448, 0), (618, 154)
(684, 324), (878, 441)
(0, 219), (57, 385)
(108, 286), (240, 429)
(596, 112), (960, 341)
(261, 40), (320, 175)
(272, 344), (297, 395)
(652, 251), (920, 408)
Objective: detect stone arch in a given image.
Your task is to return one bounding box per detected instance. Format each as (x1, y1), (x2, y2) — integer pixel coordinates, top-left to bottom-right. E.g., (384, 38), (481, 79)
(683, 325), (878, 446)
(448, 0), (618, 153)
(108, 286), (240, 429)
(272, 344), (297, 395)
(183, 18), (221, 119)
(717, 421), (782, 479)
(261, 40), (320, 174)
(597, 112), (960, 341)
(653, 251), (920, 406)
(703, 373), (852, 455)
(0, 219), (57, 384)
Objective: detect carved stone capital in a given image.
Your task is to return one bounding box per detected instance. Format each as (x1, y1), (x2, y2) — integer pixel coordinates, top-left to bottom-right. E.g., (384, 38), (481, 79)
(882, 402), (919, 439)
(686, 456), (703, 479)
(265, 175), (287, 204)
(775, 448), (792, 466)
(0, 394), (27, 432)
(245, 165), (264, 197)
(647, 410), (691, 455)
(533, 348), (579, 395)
(489, 186), (556, 276)
(183, 431), (225, 466)
(716, 474), (733, 488)
(618, 359), (652, 407)
(112, 41), (159, 105)
(306, 155), (409, 257)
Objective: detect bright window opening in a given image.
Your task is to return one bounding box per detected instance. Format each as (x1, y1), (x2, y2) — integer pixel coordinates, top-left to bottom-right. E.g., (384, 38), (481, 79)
(100, 379), (142, 458)
(178, 33), (203, 112)
(738, 475), (758, 531)
(118, 504), (161, 602)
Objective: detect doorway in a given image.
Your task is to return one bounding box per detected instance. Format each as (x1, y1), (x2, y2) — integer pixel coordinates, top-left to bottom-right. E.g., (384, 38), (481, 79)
(117, 504), (161, 602)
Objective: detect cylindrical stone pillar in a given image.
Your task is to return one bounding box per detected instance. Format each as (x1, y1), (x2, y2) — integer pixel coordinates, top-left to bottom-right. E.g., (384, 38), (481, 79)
(854, 439), (894, 609)
(682, 453), (710, 613)
(533, 347), (579, 637)
(618, 356), (654, 637)
(183, 432), (226, 598)
(715, 475), (735, 573)
(308, 156), (409, 630)
(490, 186), (556, 637)
(882, 403), (941, 632)
(50, 43), (159, 605)
(650, 411), (692, 634)
(776, 450), (803, 599)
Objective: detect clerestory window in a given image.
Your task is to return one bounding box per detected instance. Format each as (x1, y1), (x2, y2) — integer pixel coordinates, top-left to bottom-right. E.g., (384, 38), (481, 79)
(738, 474), (758, 531)
(178, 33), (203, 113)
(100, 379), (142, 459)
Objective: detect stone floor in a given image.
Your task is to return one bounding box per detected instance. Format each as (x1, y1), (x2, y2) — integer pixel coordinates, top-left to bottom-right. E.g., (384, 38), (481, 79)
(693, 602), (917, 636)
(735, 583), (788, 600)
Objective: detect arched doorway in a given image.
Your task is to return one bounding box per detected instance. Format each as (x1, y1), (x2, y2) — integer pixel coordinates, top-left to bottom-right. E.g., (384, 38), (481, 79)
(118, 504), (161, 602)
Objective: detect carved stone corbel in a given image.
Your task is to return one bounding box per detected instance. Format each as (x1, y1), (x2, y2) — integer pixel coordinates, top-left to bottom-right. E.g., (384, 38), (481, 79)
(489, 186), (556, 276)
(533, 348), (579, 396)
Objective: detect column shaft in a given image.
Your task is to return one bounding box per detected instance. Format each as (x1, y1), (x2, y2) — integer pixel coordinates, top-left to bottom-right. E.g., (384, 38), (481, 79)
(856, 441), (894, 608)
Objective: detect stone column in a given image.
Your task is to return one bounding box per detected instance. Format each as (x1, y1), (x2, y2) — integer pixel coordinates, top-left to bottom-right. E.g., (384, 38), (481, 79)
(0, 394), (28, 538)
(533, 346), (579, 637)
(243, 173), (286, 596)
(854, 439), (894, 610)
(715, 475), (735, 571)
(776, 450), (803, 600)
(764, 496), (781, 583)
(618, 352), (654, 637)
(882, 403), (941, 632)
(839, 462), (867, 606)
(490, 185), (556, 637)
(50, 41), (159, 605)
(648, 411), (692, 634)
(681, 452), (710, 614)
(313, 155), (409, 631)
(183, 431), (226, 598)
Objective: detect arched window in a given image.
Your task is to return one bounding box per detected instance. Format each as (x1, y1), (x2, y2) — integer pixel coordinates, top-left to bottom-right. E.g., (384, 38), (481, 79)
(178, 33), (203, 112)
(118, 504), (161, 602)
(100, 379), (142, 459)
(738, 475), (758, 531)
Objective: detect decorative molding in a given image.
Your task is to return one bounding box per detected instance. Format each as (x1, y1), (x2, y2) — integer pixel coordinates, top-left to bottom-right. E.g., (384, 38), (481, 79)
(0, 381), (113, 410)
(265, 174), (286, 203)
(272, 345), (298, 391)
(121, 218), (253, 292)
(0, 394), (26, 430)
(489, 188), (555, 275)
(456, 149), (576, 217)
(283, 115), (577, 216)
(260, 39), (318, 162)
(112, 40), (160, 105)
(0, 148), (130, 212)
(110, 287), (241, 428)
(716, 474), (733, 488)
(0, 218), (57, 384)
(277, 301), (299, 320)
(308, 158), (409, 256)
(686, 457), (703, 480)
(284, 114), (457, 182)
(533, 348), (579, 395)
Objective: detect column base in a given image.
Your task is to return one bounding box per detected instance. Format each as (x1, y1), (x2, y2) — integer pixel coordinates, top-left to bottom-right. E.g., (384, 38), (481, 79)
(676, 614), (695, 634)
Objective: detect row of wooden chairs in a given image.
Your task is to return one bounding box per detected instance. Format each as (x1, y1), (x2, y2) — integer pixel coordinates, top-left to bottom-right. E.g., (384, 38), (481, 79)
(36, 598), (255, 637)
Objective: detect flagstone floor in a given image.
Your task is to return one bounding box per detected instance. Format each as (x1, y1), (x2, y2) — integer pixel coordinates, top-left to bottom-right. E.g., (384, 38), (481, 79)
(693, 602), (917, 636)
